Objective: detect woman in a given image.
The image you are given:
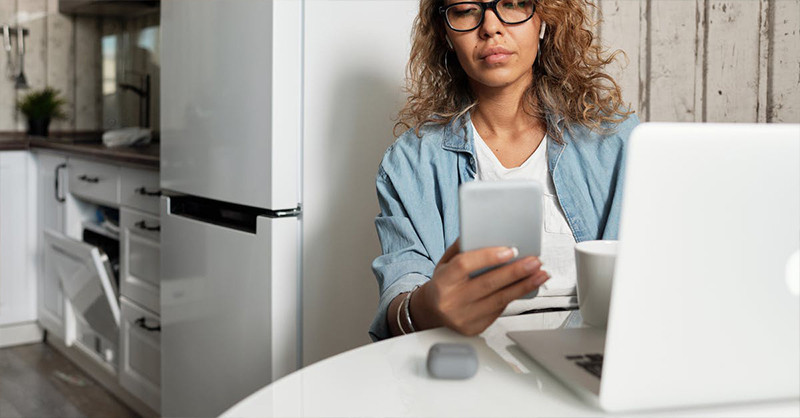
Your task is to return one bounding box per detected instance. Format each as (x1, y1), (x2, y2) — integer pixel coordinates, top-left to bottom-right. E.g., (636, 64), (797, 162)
(370, 0), (638, 341)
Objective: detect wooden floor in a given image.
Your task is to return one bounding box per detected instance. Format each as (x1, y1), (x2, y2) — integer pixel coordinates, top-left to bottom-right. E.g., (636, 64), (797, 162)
(0, 342), (138, 418)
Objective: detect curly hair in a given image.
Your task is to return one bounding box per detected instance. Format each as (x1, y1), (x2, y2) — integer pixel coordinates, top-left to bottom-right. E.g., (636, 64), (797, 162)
(395, 0), (634, 140)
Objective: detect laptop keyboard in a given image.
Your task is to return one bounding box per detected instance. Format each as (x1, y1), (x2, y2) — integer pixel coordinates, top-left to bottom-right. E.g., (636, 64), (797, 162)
(565, 353), (603, 378)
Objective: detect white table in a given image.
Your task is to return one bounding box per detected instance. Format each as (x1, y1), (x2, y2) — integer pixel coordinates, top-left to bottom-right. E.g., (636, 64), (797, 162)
(222, 313), (800, 417)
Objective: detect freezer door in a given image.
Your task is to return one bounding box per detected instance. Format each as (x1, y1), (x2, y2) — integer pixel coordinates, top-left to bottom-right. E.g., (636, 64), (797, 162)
(160, 0), (301, 209)
(160, 196), (299, 417)
(43, 230), (120, 346)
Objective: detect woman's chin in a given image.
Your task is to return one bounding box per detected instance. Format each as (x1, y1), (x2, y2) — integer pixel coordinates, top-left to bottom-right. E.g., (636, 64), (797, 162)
(470, 70), (533, 90)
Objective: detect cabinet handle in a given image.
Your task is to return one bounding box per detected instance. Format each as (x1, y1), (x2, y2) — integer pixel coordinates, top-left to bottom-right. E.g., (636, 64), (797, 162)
(135, 187), (162, 197)
(78, 174), (100, 183)
(135, 317), (161, 332)
(135, 220), (161, 231)
(54, 163), (67, 203)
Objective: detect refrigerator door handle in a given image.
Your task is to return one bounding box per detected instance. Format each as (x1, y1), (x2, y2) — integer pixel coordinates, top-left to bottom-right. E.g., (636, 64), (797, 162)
(272, 204), (301, 218)
(166, 195), (299, 234)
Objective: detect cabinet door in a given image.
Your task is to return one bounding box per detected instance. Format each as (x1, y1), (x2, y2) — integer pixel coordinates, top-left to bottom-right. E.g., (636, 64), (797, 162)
(36, 152), (68, 337)
(44, 229), (120, 347)
(119, 297), (160, 413)
(120, 207), (160, 313)
(0, 152), (36, 326)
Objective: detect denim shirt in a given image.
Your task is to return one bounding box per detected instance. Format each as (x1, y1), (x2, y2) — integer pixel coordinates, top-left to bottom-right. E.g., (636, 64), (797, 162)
(369, 112), (640, 341)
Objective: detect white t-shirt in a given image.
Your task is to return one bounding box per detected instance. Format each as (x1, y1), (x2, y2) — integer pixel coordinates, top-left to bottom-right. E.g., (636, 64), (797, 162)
(471, 121), (578, 315)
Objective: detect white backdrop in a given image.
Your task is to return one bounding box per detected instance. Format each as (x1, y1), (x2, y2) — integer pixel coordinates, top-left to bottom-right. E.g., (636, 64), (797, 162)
(302, 0), (418, 366)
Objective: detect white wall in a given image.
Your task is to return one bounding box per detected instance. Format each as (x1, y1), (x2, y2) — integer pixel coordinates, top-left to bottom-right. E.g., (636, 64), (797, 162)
(302, 0), (418, 366)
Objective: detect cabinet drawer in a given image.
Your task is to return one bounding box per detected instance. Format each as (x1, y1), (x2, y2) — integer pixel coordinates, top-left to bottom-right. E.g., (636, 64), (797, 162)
(121, 167), (160, 215)
(69, 158), (120, 206)
(119, 297), (161, 413)
(120, 208), (160, 313)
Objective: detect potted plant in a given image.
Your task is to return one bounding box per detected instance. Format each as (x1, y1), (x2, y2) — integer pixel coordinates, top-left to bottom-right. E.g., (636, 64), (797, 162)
(16, 87), (67, 137)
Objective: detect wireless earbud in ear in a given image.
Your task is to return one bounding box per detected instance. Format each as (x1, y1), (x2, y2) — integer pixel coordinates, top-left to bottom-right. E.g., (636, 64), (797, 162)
(445, 36), (454, 50)
(539, 22), (547, 40)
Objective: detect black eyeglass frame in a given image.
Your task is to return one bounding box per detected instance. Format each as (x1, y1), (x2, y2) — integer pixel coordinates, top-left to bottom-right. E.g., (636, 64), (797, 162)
(439, 0), (536, 32)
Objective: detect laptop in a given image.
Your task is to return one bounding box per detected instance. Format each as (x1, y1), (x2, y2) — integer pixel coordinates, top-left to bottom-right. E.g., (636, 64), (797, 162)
(508, 123), (800, 412)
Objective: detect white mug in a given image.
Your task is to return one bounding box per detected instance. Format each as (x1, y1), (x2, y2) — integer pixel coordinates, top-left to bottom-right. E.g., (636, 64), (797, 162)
(574, 240), (618, 328)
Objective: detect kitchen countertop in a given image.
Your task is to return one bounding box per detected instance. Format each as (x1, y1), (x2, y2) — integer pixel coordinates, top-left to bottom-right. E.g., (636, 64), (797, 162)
(0, 132), (159, 169)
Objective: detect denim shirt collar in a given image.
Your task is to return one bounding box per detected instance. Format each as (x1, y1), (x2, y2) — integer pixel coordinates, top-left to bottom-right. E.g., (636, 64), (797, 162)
(441, 113), (474, 153)
(440, 111), (569, 174)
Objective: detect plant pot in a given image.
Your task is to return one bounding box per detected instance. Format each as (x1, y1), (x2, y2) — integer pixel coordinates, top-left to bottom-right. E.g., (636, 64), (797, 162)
(27, 117), (51, 137)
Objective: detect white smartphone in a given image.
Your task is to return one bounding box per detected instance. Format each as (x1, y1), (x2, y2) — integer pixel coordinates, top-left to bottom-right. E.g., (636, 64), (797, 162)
(459, 180), (543, 279)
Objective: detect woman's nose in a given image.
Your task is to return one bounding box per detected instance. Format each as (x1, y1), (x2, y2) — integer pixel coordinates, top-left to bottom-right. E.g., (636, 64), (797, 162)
(479, 7), (504, 38)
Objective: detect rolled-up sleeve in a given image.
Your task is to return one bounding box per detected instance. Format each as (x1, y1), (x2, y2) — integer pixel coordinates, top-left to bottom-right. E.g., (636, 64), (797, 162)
(369, 165), (435, 341)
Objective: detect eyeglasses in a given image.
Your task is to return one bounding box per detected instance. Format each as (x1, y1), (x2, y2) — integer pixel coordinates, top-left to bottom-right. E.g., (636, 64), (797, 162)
(439, 0), (536, 32)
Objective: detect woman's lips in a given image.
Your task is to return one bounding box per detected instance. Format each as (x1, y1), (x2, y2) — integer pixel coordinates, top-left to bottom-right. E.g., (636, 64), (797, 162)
(483, 52), (512, 64)
(480, 46), (513, 64)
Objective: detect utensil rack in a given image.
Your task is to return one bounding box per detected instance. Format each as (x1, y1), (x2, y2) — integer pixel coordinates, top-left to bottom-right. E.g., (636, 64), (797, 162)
(2, 24), (30, 88)
(1, 26), (29, 37)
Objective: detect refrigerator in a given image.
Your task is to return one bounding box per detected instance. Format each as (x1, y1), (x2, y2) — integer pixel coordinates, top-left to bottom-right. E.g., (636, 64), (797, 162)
(160, 0), (418, 416)
(160, 1), (301, 416)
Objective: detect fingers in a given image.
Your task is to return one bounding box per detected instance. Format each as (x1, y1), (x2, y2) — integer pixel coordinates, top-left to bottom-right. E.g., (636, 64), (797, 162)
(440, 245), (518, 284)
(469, 269), (550, 319)
(445, 269), (549, 336)
(461, 256), (543, 302)
(430, 241), (554, 337)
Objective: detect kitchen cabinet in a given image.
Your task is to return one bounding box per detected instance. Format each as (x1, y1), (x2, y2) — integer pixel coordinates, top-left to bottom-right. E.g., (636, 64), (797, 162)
(120, 207), (160, 314)
(35, 152), (68, 338)
(118, 169), (162, 413)
(33, 150), (161, 413)
(119, 297), (161, 411)
(39, 154), (122, 361)
(0, 152), (36, 327)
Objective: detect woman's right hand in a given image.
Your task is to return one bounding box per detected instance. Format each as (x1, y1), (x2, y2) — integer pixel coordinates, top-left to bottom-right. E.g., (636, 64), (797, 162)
(409, 239), (550, 336)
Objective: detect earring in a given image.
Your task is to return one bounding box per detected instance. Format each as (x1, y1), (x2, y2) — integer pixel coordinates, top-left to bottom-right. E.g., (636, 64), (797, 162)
(445, 36), (454, 50)
(444, 52), (452, 80)
(536, 22), (546, 63)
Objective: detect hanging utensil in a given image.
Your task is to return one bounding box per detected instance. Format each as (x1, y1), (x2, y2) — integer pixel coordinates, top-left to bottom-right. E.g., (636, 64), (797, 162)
(15, 26), (28, 89)
(2, 25), (13, 80)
